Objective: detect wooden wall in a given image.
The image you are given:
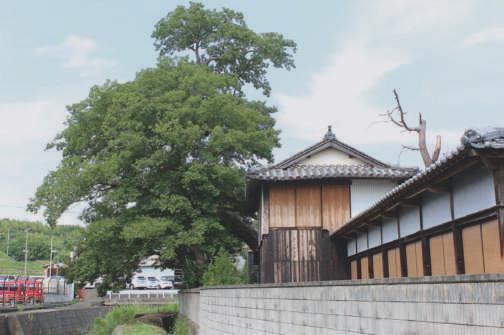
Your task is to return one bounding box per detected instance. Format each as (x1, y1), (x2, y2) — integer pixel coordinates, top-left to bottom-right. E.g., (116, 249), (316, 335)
(462, 220), (504, 274)
(267, 182), (350, 233)
(348, 217), (504, 280)
(260, 229), (346, 283)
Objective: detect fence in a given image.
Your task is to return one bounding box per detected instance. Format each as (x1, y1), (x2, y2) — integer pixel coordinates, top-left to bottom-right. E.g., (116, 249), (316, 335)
(180, 274), (504, 335)
(106, 289), (178, 304)
(0, 277), (74, 307)
(0, 278), (44, 306)
(43, 277), (74, 303)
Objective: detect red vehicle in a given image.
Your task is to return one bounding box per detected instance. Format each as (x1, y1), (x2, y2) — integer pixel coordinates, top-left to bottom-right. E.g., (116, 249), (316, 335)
(17, 279), (44, 303)
(0, 279), (44, 304)
(0, 281), (18, 304)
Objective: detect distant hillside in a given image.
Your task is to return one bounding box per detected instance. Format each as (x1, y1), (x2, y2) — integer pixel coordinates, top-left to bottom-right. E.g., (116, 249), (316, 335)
(0, 219), (84, 265)
(0, 251), (47, 276)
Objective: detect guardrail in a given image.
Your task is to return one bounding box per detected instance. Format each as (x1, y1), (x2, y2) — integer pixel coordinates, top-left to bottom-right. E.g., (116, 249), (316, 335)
(106, 289), (178, 304)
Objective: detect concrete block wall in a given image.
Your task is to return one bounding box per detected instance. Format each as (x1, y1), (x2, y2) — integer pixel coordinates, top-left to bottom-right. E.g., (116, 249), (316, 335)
(0, 306), (111, 335)
(179, 288), (200, 333)
(180, 274), (504, 335)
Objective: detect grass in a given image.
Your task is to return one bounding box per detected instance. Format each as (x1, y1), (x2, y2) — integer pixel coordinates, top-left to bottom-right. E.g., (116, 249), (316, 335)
(0, 252), (46, 276)
(170, 316), (190, 335)
(118, 323), (167, 335)
(88, 304), (179, 335)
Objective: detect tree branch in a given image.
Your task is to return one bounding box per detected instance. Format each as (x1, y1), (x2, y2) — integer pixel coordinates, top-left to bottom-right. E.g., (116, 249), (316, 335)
(217, 210), (258, 251)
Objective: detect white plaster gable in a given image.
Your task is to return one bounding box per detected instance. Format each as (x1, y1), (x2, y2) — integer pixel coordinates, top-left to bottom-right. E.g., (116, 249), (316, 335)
(296, 147), (367, 166)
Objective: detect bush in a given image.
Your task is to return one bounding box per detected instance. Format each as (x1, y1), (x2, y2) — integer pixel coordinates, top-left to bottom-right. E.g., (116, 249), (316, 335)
(88, 304), (178, 335)
(170, 316), (190, 335)
(202, 249), (248, 286)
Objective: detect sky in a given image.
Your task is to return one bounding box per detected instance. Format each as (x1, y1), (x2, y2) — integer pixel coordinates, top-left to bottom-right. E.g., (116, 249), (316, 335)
(1, 0), (503, 225)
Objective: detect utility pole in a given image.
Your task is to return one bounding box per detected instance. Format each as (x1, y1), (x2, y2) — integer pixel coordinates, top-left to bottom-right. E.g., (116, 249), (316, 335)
(49, 235), (55, 277)
(6, 228), (10, 257)
(24, 228), (30, 276)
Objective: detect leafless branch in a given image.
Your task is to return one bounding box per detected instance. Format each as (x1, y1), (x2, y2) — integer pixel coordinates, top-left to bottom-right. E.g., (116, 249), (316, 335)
(401, 145), (420, 151)
(383, 89), (442, 167)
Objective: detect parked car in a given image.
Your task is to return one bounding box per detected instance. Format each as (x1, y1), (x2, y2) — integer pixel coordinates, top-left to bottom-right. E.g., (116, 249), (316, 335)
(146, 276), (160, 289)
(130, 276), (147, 289)
(159, 276), (174, 289)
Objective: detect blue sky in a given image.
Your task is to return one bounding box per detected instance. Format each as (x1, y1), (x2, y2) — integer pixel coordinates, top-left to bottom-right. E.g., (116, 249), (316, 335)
(1, 0), (503, 225)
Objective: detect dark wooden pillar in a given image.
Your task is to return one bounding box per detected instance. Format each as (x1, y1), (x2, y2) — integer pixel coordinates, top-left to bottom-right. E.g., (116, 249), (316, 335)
(494, 163), (504, 255)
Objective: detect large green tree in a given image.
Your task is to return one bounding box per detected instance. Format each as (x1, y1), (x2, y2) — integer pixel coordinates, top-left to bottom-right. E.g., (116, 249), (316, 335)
(152, 2), (296, 96)
(29, 3), (295, 289)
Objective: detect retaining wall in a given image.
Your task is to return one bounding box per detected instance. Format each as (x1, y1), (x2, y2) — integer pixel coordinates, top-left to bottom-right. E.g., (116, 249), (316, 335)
(178, 288), (200, 333)
(179, 274), (504, 335)
(0, 305), (111, 335)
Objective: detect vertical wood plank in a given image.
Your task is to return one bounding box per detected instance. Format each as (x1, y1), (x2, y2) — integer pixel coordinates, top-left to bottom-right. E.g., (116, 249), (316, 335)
(443, 232), (457, 275)
(462, 224), (485, 274)
(406, 241), (423, 277)
(372, 253), (383, 279)
(350, 260), (358, 279)
(296, 184), (322, 228)
(269, 184), (296, 228)
(361, 257), (369, 279)
(387, 247), (401, 278)
(430, 234), (445, 276)
(322, 183), (350, 233)
(482, 220), (504, 273)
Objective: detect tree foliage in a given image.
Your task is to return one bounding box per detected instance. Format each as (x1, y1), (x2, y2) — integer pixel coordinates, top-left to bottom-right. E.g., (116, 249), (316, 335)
(0, 219), (83, 262)
(202, 248), (248, 286)
(29, 2), (294, 289)
(152, 2), (296, 96)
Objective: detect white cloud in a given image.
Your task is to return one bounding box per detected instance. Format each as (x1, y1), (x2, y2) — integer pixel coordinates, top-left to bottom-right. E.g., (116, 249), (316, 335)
(35, 34), (116, 77)
(463, 28), (504, 47)
(0, 100), (67, 147)
(274, 0), (475, 154)
(0, 98), (84, 226)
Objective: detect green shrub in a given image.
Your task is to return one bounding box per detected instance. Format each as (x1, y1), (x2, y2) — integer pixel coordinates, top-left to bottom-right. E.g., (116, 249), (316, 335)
(88, 304), (178, 335)
(170, 316), (190, 335)
(119, 322), (167, 335)
(202, 248), (248, 286)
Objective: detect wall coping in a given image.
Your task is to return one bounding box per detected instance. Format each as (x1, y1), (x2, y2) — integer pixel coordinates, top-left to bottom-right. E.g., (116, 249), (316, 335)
(187, 274), (504, 291)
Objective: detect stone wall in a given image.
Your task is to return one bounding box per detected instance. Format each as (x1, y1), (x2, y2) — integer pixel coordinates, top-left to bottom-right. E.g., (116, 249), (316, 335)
(180, 274), (504, 335)
(0, 305), (111, 335)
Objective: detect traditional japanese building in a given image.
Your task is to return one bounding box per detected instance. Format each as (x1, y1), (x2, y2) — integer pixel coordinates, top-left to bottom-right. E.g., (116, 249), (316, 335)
(247, 127), (418, 283)
(334, 128), (504, 280)
(247, 127), (504, 283)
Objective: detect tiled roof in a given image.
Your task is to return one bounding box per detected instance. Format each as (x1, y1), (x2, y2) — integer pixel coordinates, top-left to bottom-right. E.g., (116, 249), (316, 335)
(332, 127), (504, 236)
(248, 164), (418, 181)
(273, 126), (390, 169)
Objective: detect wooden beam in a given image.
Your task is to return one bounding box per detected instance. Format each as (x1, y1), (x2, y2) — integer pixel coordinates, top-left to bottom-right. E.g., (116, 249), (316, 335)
(399, 199), (420, 208)
(426, 185), (450, 194)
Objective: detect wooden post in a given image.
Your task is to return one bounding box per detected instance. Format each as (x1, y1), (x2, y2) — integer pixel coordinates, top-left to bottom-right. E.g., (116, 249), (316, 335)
(493, 163), (504, 255)
(399, 239), (408, 277)
(449, 181), (465, 274)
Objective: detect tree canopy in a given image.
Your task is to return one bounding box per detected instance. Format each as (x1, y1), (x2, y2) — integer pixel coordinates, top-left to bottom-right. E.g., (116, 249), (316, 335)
(29, 2), (295, 289)
(152, 2), (296, 96)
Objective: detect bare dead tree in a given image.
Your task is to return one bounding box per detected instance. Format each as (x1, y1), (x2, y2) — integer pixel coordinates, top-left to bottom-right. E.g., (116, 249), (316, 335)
(382, 89), (441, 167)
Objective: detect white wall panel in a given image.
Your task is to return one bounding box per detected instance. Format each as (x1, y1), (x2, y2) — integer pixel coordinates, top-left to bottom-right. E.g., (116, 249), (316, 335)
(382, 217), (398, 243)
(453, 166), (495, 218)
(368, 225), (382, 248)
(357, 233), (368, 252)
(351, 179), (397, 217)
(422, 192), (451, 229)
(347, 239), (357, 256)
(399, 206), (421, 237)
